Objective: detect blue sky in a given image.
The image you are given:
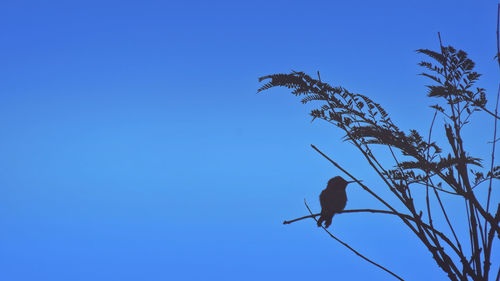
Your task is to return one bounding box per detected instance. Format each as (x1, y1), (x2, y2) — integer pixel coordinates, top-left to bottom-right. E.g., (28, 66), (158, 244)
(0, 1), (498, 280)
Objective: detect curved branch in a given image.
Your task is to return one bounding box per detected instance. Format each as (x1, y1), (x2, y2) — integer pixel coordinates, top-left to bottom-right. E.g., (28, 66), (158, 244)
(283, 209), (419, 225)
(411, 181), (459, 195)
(284, 208), (452, 240)
(283, 213), (319, 224)
(286, 203), (471, 274)
(303, 200), (405, 281)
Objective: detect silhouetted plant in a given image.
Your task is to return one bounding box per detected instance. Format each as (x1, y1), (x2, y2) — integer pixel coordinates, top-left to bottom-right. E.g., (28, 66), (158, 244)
(259, 19), (500, 281)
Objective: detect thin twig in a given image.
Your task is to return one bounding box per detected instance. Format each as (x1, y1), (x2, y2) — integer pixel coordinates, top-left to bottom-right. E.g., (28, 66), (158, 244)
(387, 145), (412, 199)
(284, 209), (424, 225)
(486, 65), (500, 237)
(464, 199), (476, 273)
(284, 209), (416, 225)
(283, 213), (319, 224)
(484, 6), (500, 280)
(426, 110), (439, 238)
(285, 203), (466, 265)
(477, 104), (500, 120)
(429, 178), (463, 255)
(472, 176), (498, 190)
(425, 110), (462, 253)
(497, 3), (500, 69)
(303, 200), (405, 281)
(474, 206), (486, 249)
(411, 181), (459, 195)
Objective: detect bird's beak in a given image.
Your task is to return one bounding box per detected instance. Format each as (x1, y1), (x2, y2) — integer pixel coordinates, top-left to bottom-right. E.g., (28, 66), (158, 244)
(347, 180), (360, 184)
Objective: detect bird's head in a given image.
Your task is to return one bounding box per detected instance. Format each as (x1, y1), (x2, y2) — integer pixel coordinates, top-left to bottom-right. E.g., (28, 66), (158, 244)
(328, 176), (357, 189)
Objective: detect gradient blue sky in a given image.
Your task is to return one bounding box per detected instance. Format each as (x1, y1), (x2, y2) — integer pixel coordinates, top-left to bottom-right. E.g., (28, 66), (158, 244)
(1, 1), (498, 280)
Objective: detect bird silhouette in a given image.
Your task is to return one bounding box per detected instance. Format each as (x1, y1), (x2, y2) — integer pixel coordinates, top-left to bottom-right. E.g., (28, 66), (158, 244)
(317, 176), (354, 228)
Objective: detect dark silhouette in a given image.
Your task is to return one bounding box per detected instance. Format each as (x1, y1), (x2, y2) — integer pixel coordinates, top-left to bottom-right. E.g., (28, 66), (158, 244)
(260, 20), (500, 279)
(317, 176), (354, 228)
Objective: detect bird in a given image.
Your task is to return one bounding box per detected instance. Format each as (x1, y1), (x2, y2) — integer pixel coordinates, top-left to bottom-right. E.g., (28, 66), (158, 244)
(317, 176), (355, 228)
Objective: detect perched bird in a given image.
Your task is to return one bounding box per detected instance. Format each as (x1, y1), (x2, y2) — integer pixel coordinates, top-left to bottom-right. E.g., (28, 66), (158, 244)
(317, 176), (355, 228)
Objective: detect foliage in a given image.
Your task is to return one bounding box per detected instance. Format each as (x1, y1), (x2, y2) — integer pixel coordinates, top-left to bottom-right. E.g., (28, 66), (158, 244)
(258, 44), (500, 280)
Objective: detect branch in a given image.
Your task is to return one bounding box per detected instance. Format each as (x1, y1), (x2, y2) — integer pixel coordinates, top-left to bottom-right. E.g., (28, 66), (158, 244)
(284, 206), (466, 262)
(486, 53), (500, 238)
(497, 3), (500, 68)
(425, 110), (439, 240)
(283, 213), (319, 224)
(303, 200), (405, 281)
(472, 103), (500, 120)
(411, 181), (459, 195)
(424, 107), (461, 254)
(429, 178), (463, 256)
(485, 7), (500, 280)
(284, 209), (417, 225)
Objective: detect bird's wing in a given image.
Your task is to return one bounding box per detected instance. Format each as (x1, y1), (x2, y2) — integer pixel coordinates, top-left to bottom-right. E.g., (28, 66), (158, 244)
(319, 189), (328, 208)
(331, 190), (347, 211)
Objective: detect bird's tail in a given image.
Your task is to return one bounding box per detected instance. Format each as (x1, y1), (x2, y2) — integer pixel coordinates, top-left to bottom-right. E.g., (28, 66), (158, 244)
(324, 214), (335, 228)
(324, 218), (333, 228)
(317, 216), (324, 227)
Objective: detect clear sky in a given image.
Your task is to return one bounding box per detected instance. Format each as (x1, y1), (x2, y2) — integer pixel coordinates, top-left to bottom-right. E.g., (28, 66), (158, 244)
(0, 1), (498, 280)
